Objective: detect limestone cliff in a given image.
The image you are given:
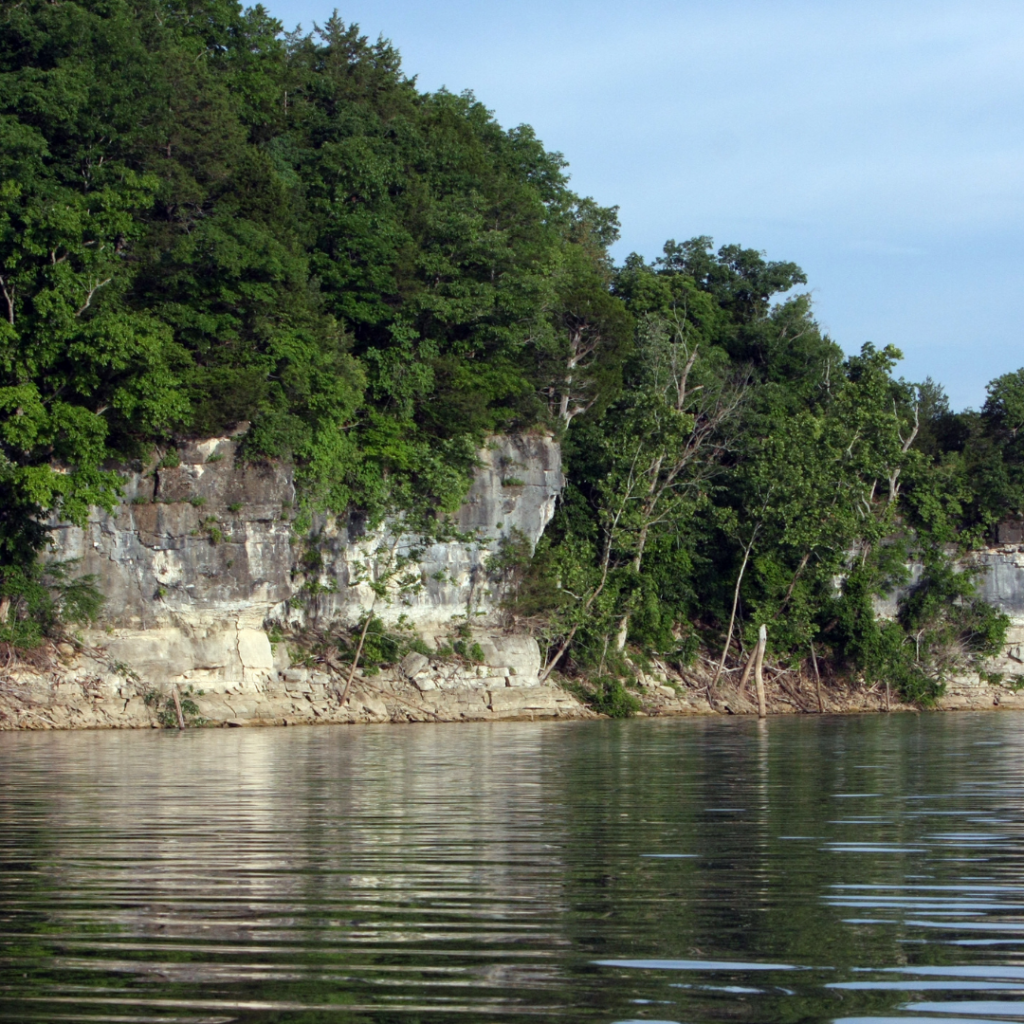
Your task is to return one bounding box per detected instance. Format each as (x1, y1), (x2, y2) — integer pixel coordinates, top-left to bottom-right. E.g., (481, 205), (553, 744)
(0, 434), (577, 729)
(973, 544), (1024, 673)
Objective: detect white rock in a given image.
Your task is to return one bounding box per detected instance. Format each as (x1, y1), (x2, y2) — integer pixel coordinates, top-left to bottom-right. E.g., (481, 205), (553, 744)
(237, 629), (274, 670)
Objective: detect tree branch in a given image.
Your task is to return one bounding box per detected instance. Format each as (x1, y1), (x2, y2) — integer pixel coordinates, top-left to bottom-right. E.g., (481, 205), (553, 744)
(76, 277), (112, 317)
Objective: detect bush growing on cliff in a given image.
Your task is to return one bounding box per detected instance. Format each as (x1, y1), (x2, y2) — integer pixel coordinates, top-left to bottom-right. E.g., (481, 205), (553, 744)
(0, 559), (102, 648)
(335, 613), (428, 675)
(562, 676), (642, 718)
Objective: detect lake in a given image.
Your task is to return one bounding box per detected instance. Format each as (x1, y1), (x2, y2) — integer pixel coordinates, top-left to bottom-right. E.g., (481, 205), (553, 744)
(2, 712), (1024, 1023)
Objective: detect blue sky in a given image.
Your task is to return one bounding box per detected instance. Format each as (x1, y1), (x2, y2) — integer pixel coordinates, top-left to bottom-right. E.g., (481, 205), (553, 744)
(265, 0), (1024, 410)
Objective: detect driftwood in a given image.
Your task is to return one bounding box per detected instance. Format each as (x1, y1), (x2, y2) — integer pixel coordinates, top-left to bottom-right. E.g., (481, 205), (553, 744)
(359, 680), (443, 720)
(776, 673), (810, 712)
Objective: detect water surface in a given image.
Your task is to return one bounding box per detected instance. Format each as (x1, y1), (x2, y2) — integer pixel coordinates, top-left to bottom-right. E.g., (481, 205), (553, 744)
(2, 712), (1024, 1023)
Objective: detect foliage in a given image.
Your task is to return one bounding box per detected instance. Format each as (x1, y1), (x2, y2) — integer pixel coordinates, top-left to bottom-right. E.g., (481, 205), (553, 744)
(0, 558), (102, 647)
(517, 242), (1019, 702)
(563, 676), (642, 718)
(334, 613), (431, 674)
(143, 685), (206, 729)
(0, 0), (617, 585)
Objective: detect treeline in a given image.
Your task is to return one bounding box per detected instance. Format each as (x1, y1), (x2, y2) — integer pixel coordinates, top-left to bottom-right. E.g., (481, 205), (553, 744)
(0, 1), (1020, 695)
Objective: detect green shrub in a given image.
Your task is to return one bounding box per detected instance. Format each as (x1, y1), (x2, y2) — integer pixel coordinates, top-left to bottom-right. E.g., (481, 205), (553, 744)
(0, 561), (103, 649)
(144, 685), (206, 728)
(200, 517), (222, 544)
(564, 675), (642, 718)
(335, 614), (429, 672)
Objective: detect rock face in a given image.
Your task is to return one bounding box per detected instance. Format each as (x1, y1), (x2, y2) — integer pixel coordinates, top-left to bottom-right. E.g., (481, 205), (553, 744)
(975, 546), (1024, 618)
(53, 432), (562, 635)
(290, 434), (564, 634)
(873, 545), (1024, 682)
(0, 433), (571, 729)
(974, 544), (1024, 676)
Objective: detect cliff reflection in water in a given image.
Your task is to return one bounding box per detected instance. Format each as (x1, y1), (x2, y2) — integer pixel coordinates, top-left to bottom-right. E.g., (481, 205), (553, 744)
(3, 715), (1024, 1022)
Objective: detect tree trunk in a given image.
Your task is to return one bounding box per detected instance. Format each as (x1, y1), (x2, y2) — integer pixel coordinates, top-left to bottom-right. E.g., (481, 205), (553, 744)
(340, 611), (375, 706)
(613, 618), (629, 653)
(777, 551), (811, 616)
(810, 641), (824, 713)
(539, 625), (578, 684)
(171, 685), (185, 730)
(754, 625), (767, 719)
(738, 645), (758, 693)
(541, 527), (617, 682)
(614, 523), (652, 652)
(710, 527), (759, 690)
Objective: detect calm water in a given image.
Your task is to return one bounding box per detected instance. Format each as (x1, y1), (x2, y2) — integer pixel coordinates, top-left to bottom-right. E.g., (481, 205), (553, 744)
(2, 714), (1024, 1023)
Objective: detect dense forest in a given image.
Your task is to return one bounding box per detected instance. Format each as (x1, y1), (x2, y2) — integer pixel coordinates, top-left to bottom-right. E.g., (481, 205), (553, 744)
(1, 0), (1022, 700)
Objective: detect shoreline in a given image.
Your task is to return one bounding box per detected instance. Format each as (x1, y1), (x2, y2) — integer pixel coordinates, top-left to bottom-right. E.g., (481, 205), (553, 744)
(1, 647), (1019, 731)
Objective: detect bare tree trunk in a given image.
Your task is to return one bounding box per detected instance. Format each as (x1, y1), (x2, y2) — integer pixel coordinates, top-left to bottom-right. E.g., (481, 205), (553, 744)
(171, 685), (185, 730)
(810, 641), (824, 713)
(540, 626), (578, 684)
(0, 275), (14, 326)
(754, 625), (767, 719)
(738, 645), (758, 693)
(614, 522), (651, 652)
(340, 611), (375, 706)
(710, 527), (759, 690)
(0, 596), (10, 625)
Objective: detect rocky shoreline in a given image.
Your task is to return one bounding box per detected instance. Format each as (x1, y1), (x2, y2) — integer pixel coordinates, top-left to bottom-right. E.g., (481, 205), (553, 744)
(2, 632), (1021, 731)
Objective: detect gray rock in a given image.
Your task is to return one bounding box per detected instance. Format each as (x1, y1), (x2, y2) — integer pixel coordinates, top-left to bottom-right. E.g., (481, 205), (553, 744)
(401, 652), (430, 679)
